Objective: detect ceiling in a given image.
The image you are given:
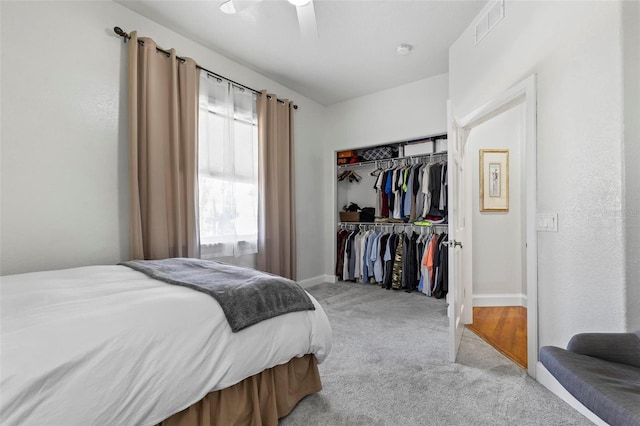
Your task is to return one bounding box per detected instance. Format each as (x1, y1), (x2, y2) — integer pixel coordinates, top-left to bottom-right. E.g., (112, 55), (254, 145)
(116, 0), (486, 106)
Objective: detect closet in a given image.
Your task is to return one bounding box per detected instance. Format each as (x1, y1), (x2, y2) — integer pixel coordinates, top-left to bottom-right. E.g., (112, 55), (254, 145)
(335, 134), (449, 298)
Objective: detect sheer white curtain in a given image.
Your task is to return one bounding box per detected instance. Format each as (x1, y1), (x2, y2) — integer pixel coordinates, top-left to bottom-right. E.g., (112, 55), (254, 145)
(198, 72), (258, 260)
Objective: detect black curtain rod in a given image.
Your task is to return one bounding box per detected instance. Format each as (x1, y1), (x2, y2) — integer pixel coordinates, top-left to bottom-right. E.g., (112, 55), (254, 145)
(114, 27), (298, 110)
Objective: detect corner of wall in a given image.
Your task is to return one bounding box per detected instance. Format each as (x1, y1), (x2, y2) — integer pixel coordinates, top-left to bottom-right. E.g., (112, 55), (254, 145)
(622, 0), (640, 331)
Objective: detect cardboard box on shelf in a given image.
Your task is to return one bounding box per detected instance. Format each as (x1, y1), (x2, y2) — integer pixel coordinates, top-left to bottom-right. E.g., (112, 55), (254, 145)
(339, 211), (360, 222)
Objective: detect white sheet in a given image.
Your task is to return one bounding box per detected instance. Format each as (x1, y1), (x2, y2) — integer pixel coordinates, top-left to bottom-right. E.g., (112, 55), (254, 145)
(0, 265), (332, 425)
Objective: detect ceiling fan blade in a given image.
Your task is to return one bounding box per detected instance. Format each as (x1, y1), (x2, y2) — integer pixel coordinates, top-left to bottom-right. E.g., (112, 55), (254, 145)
(296, 0), (318, 40)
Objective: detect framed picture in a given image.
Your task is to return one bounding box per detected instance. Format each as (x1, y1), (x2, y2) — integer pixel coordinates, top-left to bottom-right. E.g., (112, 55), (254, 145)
(479, 149), (509, 212)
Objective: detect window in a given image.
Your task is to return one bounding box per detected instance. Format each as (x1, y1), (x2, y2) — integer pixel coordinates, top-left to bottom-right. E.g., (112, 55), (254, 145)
(198, 73), (258, 259)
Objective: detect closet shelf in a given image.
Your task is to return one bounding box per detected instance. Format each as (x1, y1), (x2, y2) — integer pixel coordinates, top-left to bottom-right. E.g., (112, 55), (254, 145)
(337, 151), (448, 171)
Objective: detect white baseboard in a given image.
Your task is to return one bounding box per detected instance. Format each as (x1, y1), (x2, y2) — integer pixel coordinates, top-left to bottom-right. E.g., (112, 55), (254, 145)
(473, 293), (527, 307)
(536, 362), (608, 425)
(297, 274), (335, 288)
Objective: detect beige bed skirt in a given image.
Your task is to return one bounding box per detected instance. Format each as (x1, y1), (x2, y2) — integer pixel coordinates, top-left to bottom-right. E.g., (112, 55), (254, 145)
(157, 354), (321, 426)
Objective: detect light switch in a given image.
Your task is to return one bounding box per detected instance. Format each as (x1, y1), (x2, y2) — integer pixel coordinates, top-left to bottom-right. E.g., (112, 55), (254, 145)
(537, 213), (558, 232)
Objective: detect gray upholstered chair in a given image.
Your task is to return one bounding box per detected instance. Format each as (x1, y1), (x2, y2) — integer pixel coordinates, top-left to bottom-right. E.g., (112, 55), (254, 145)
(540, 331), (640, 426)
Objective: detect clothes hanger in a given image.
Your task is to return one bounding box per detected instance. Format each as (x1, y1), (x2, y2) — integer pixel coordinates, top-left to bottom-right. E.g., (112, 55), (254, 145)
(348, 170), (362, 182)
(337, 170), (361, 182)
(370, 161), (385, 177)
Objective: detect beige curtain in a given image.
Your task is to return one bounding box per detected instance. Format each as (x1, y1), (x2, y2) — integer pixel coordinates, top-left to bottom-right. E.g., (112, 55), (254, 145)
(256, 92), (296, 280)
(128, 31), (200, 260)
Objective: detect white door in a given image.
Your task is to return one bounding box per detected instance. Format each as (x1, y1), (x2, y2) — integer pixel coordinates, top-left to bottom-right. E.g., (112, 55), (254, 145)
(447, 101), (469, 362)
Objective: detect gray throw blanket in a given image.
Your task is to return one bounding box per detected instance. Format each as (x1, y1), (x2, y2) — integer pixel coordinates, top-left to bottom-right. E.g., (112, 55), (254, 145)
(120, 258), (315, 332)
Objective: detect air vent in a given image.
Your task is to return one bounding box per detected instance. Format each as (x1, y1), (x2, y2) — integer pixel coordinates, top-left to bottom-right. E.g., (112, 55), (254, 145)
(474, 0), (504, 45)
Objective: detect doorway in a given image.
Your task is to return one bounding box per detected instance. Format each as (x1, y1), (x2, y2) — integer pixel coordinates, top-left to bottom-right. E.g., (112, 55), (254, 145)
(465, 104), (528, 369)
(448, 75), (538, 377)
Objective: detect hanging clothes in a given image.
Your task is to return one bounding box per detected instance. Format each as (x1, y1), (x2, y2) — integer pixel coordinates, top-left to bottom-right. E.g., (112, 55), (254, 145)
(383, 233), (397, 289)
(402, 231), (420, 292)
(433, 233), (449, 299)
(373, 158), (447, 223)
(376, 233), (389, 284)
(391, 234), (404, 289)
(335, 225), (448, 299)
(336, 229), (349, 277)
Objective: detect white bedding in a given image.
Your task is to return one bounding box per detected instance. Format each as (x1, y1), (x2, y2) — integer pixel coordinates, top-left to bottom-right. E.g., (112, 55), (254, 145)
(0, 265), (332, 425)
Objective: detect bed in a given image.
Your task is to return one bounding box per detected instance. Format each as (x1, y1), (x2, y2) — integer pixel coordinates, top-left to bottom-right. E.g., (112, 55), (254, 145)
(0, 260), (332, 425)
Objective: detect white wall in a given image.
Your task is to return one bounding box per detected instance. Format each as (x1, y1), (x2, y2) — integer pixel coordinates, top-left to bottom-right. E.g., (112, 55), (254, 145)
(450, 1), (628, 348)
(0, 0), (327, 281)
(322, 74), (448, 275)
(469, 104), (524, 304)
(337, 163), (378, 216)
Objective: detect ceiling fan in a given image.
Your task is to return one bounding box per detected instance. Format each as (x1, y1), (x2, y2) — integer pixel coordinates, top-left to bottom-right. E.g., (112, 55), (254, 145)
(289, 0), (318, 40)
(220, 0), (318, 40)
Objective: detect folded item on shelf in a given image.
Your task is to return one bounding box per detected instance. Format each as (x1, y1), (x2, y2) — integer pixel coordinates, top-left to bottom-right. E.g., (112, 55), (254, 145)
(374, 218), (406, 223)
(362, 146), (396, 161)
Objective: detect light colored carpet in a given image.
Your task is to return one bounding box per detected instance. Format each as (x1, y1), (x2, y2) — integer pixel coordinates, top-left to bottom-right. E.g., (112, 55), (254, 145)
(280, 282), (591, 426)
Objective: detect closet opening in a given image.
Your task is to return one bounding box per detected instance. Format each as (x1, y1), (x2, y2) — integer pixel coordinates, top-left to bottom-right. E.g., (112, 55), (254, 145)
(333, 134), (452, 363)
(465, 103), (528, 369)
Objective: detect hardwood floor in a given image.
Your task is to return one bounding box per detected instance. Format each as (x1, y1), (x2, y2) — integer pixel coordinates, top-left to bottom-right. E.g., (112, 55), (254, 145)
(466, 306), (527, 369)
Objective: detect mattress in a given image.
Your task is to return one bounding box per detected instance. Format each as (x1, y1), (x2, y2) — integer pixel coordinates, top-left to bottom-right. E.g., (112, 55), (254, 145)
(0, 265), (332, 425)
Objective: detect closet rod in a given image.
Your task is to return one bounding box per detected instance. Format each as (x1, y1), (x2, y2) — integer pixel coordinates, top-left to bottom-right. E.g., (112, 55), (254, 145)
(113, 26), (298, 109)
(338, 223), (448, 234)
(337, 151), (447, 170)
(396, 151), (448, 161)
(338, 222), (448, 227)
(378, 151), (448, 167)
(402, 133), (448, 145)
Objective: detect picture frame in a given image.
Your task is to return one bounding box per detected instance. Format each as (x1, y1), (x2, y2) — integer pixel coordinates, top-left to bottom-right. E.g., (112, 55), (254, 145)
(479, 149), (509, 212)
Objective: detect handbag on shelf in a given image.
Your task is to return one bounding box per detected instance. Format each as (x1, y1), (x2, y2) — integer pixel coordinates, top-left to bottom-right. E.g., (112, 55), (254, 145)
(360, 207), (375, 222)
